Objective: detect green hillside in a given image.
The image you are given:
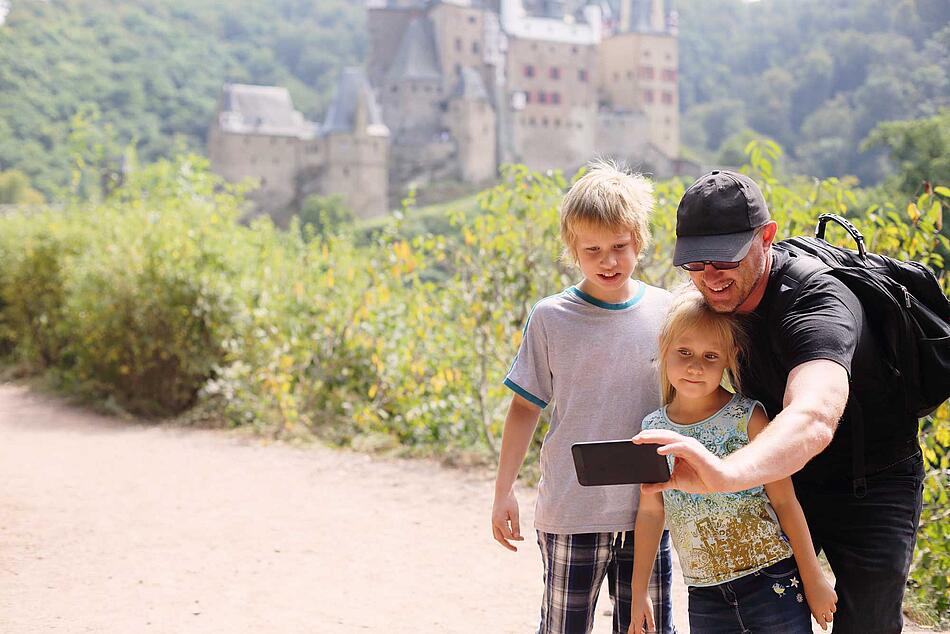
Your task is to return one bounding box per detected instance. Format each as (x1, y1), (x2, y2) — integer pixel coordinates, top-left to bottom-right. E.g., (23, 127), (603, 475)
(0, 0), (947, 198)
(673, 0), (949, 182)
(0, 0), (364, 196)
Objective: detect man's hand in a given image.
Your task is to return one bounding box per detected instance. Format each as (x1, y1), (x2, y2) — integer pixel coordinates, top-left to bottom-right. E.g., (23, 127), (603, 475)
(491, 490), (524, 551)
(633, 430), (738, 494)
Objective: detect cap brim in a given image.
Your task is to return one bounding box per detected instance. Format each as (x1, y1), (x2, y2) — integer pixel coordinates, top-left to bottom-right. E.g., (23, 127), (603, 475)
(673, 230), (757, 267)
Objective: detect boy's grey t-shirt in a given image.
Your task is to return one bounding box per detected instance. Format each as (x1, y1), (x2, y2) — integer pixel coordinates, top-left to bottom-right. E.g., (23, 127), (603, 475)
(505, 282), (671, 534)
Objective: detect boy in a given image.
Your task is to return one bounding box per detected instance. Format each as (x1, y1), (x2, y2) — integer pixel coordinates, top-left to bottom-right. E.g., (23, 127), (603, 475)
(491, 160), (676, 634)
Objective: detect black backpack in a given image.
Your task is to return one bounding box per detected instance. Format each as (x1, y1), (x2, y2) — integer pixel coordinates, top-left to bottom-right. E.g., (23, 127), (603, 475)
(771, 214), (950, 419)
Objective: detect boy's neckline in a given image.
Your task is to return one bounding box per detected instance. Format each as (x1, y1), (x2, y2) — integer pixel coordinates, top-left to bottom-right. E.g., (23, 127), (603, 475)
(568, 281), (645, 310)
(663, 391), (739, 427)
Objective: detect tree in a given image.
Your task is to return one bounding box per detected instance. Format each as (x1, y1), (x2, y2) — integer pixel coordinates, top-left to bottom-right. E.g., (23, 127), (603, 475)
(297, 194), (354, 238)
(0, 171), (45, 205)
(862, 109), (950, 196)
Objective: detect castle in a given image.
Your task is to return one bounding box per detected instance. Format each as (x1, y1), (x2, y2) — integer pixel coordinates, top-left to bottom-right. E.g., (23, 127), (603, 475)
(208, 0), (680, 220)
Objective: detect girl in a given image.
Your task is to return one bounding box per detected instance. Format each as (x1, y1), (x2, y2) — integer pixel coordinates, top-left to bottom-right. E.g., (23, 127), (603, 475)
(628, 287), (838, 633)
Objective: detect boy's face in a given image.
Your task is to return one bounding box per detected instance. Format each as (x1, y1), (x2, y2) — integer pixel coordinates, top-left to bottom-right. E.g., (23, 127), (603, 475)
(572, 223), (640, 303)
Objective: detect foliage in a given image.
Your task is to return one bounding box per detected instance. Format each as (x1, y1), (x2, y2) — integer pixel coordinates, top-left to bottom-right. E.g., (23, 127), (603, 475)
(0, 170), (44, 205)
(0, 0), (364, 197)
(673, 0), (949, 182)
(296, 194), (353, 239)
(862, 108), (950, 197)
(0, 149), (947, 621)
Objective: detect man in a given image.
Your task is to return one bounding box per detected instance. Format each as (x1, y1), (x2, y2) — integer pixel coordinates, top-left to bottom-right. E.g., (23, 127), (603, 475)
(636, 170), (924, 633)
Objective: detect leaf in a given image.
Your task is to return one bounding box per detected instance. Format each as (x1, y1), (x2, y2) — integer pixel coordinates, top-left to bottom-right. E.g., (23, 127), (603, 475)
(907, 203), (920, 223)
(934, 186), (950, 199)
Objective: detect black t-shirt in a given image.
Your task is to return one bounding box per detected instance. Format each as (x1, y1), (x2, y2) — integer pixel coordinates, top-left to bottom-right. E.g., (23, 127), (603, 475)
(737, 249), (919, 482)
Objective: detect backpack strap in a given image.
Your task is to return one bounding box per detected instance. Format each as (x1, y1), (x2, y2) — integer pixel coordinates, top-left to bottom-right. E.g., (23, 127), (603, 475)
(766, 253), (867, 497)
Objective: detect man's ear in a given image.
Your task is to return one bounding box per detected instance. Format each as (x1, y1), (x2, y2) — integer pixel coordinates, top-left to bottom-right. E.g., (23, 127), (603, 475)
(760, 222), (778, 247)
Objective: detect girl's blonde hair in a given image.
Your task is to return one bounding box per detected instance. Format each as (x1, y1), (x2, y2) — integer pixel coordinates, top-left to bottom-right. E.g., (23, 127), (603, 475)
(657, 285), (746, 405)
(559, 158), (654, 263)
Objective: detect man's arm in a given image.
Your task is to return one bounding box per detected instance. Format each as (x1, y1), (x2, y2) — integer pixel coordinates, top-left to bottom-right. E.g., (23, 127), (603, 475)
(725, 358), (847, 487)
(637, 359), (848, 494)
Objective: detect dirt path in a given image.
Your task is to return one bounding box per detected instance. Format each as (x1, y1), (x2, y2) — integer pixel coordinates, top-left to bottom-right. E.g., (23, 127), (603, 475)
(0, 384), (937, 633)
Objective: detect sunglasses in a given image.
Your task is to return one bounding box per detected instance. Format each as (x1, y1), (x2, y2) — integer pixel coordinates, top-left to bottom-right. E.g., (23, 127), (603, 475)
(680, 260), (742, 272)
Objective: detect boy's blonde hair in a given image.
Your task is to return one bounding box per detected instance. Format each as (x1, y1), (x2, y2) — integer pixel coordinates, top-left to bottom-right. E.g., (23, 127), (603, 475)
(657, 285), (746, 405)
(559, 159), (654, 262)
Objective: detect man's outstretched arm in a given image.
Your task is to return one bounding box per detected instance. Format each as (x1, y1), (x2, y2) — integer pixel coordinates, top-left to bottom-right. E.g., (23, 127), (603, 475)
(637, 359), (848, 494)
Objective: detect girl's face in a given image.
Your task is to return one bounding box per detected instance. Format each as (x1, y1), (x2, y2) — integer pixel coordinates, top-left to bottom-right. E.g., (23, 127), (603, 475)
(572, 224), (640, 303)
(665, 325), (731, 401)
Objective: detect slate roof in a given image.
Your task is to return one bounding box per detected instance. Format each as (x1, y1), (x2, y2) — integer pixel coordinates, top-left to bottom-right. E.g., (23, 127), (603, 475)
(451, 67), (490, 101)
(322, 68), (389, 136)
(217, 84), (316, 138)
(386, 16), (442, 82)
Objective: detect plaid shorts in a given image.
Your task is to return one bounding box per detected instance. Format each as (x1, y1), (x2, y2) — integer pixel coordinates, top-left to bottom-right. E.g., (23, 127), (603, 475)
(536, 529), (676, 634)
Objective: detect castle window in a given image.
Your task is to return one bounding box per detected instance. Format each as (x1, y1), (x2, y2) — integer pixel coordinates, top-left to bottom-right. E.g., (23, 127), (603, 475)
(572, 46), (578, 54)
(525, 91), (532, 104)
(455, 64), (461, 75)
(542, 117), (549, 127)
(524, 65), (535, 78)
(549, 67), (560, 80)
(551, 92), (561, 105)
(640, 66), (654, 80)
(661, 91), (674, 104)
(554, 118), (561, 127)
(391, 85), (398, 93)
(472, 41), (480, 54)
(537, 91), (547, 104)
(455, 38), (462, 52)
(343, 167), (350, 177)
(578, 69), (588, 82)
(644, 89), (654, 103)
(613, 72), (619, 81)
(643, 50), (651, 58)
(626, 70), (634, 80)
(529, 117), (536, 126)
(662, 69), (678, 81)
(468, 15), (476, 24)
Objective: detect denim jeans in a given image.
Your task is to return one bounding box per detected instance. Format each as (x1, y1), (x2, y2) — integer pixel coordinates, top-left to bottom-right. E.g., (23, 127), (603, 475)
(794, 451), (925, 634)
(687, 558), (812, 633)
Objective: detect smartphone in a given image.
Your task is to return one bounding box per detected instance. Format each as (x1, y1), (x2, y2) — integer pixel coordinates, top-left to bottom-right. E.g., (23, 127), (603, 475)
(571, 439), (671, 486)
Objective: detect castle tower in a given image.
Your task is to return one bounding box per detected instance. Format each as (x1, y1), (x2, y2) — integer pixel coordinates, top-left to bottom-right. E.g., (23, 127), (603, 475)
(321, 68), (390, 219)
(207, 84), (316, 212)
(446, 67), (497, 183)
(380, 16), (444, 141)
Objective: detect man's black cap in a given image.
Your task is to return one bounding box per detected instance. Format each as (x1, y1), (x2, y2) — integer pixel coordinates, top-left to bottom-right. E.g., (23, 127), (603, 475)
(672, 170), (771, 266)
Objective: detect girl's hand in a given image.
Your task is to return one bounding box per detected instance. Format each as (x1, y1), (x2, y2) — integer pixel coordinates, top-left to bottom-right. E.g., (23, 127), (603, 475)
(805, 576), (838, 631)
(628, 593), (655, 633)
